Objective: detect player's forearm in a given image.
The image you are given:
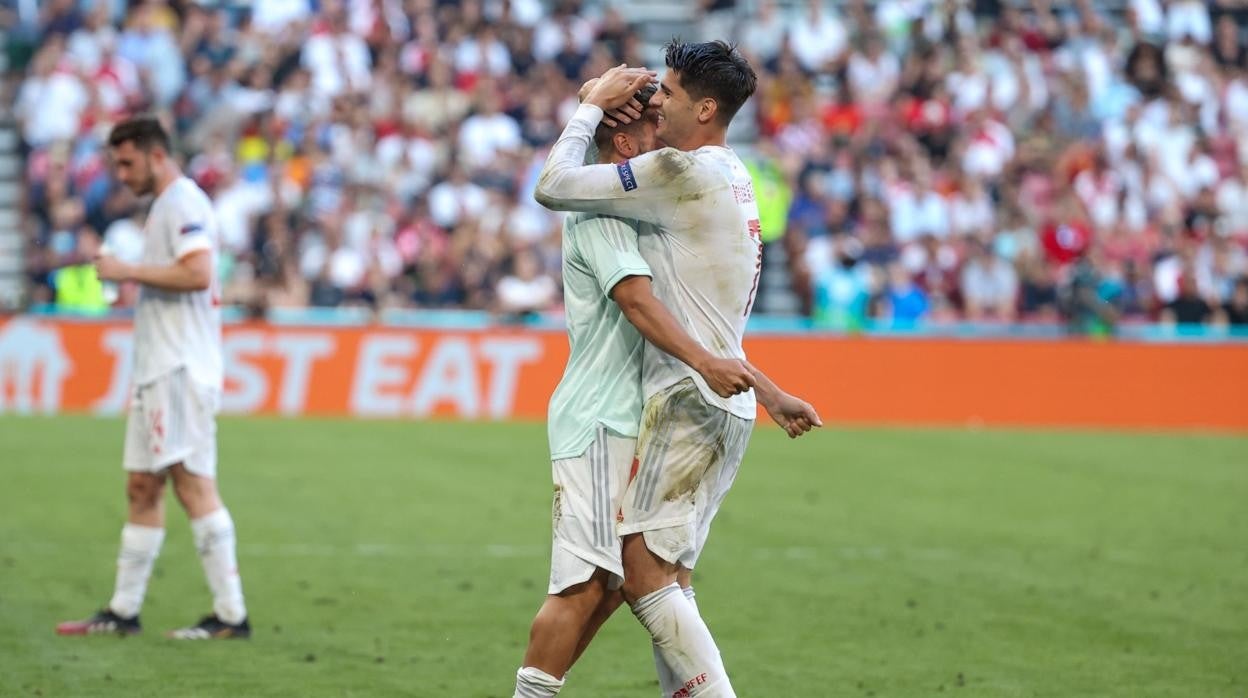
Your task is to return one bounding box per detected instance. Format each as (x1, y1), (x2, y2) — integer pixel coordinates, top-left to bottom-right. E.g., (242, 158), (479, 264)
(127, 260), (212, 292)
(533, 103), (603, 211)
(745, 362), (786, 412)
(616, 285), (717, 375)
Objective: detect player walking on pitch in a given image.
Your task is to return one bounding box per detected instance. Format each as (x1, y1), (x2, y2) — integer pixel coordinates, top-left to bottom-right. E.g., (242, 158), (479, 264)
(521, 44), (820, 696)
(56, 116), (250, 640)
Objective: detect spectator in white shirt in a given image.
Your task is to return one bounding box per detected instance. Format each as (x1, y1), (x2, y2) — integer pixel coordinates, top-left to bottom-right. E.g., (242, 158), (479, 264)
(961, 239), (1019, 321)
(532, 6), (593, 64)
(428, 167), (489, 229)
(301, 7), (371, 98)
(1166, 0), (1212, 45)
(454, 26), (513, 79)
(15, 42), (88, 147)
(789, 0), (849, 72)
(1216, 163), (1248, 237)
(496, 248), (557, 315)
(847, 34), (900, 108)
(738, 0), (786, 63)
(962, 110), (1015, 180)
(251, 0), (312, 36)
(890, 171), (950, 244)
(457, 91), (523, 171)
(949, 175), (994, 238)
(115, 3), (185, 106)
(1129, 0), (1165, 37)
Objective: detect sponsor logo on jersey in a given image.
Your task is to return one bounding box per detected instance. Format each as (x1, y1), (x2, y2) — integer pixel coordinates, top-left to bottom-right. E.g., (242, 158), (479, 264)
(180, 223), (204, 236)
(616, 161), (638, 191)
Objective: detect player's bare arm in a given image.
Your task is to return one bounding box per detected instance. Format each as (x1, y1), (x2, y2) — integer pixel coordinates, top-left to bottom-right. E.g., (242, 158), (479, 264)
(96, 249), (212, 293)
(611, 275), (754, 397)
(746, 361), (822, 438)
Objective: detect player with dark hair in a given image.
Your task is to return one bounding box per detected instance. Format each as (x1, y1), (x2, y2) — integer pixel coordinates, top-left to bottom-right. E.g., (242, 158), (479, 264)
(515, 82), (765, 696)
(56, 115), (251, 640)
(530, 41), (818, 696)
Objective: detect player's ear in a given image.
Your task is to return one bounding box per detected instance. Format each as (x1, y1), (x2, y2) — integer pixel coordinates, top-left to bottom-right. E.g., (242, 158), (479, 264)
(698, 98), (718, 125)
(613, 132), (636, 158)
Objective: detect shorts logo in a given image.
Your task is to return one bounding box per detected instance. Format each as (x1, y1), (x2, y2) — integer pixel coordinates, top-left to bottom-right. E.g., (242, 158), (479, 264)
(616, 161), (638, 191)
(180, 223), (204, 236)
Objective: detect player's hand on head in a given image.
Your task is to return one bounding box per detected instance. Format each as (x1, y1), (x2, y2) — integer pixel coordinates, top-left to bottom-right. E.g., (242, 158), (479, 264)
(603, 97), (645, 127)
(585, 64), (656, 114)
(578, 78), (599, 104)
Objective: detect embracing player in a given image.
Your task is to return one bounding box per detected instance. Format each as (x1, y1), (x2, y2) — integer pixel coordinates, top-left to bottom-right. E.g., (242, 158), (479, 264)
(56, 116), (250, 640)
(523, 42), (819, 696)
(514, 79), (818, 697)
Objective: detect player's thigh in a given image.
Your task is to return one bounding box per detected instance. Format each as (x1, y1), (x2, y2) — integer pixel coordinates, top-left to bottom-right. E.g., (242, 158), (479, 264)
(124, 469), (167, 506)
(686, 414), (754, 568)
(620, 380), (731, 564)
(163, 369), (220, 479)
(621, 380), (723, 529)
(125, 369), (220, 480)
(123, 379), (162, 474)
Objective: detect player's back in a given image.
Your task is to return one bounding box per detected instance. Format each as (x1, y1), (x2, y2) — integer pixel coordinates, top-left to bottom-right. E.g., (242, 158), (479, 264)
(637, 147), (762, 421)
(133, 177), (222, 389)
(547, 212), (654, 459)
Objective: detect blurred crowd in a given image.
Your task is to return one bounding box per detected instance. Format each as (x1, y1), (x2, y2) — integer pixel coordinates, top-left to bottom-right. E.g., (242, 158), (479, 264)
(8, 0), (1248, 330)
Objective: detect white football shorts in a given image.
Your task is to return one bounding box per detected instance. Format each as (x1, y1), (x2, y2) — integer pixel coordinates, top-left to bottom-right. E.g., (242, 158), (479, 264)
(123, 367), (220, 478)
(548, 425), (637, 594)
(618, 378), (754, 569)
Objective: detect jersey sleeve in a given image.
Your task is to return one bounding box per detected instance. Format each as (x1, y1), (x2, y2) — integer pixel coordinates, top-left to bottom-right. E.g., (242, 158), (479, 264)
(573, 215), (652, 297)
(534, 103), (703, 227)
(165, 192), (215, 260)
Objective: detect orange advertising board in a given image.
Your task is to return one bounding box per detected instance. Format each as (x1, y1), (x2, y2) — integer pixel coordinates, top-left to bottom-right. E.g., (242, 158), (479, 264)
(0, 317), (1244, 431)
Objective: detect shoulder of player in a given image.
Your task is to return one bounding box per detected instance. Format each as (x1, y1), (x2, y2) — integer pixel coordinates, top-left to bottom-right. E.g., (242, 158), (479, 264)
(634, 147), (702, 180)
(567, 212), (642, 238)
(157, 178), (211, 211)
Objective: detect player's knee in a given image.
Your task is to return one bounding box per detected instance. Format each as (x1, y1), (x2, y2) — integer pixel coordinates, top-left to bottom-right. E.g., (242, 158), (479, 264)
(553, 573), (610, 612)
(170, 465), (220, 512)
(125, 475), (164, 509)
(620, 536), (675, 604)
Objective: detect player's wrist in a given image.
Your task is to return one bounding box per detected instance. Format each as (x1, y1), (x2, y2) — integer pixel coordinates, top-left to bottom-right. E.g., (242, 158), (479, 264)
(577, 101), (607, 121)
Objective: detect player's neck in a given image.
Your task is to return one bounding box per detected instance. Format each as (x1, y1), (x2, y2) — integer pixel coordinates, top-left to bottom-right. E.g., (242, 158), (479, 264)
(675, 128), (728, 151)
(152, 166), (183, 198)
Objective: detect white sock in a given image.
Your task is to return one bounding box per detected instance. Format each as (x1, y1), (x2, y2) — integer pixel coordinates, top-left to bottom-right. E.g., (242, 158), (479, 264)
(653, 587), (705, 697)
(108, 523), (165, 618)
(632, 583), (734, 697)
(190, 508), (247, 624)
(683, 586), (698, 610)
(514, 666), (564, 697)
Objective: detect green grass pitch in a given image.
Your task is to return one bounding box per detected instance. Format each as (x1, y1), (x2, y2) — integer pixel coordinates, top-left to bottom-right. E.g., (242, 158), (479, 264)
(1, 415), (1245, 697)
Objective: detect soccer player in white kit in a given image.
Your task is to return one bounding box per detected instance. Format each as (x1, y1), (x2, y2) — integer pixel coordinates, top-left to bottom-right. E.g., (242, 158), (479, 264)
(515, 76), (819, 698)
(56, 116), (250, 640)
(534, 45), (812, 696)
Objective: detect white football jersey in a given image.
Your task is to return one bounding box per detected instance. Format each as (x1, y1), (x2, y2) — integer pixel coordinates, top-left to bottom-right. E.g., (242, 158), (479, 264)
(132, 177), (222, 389)
(536, 104), (762, 420)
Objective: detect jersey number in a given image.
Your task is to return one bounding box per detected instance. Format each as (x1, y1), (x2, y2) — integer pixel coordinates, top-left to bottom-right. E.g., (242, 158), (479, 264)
(744, 219), (762, 317)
